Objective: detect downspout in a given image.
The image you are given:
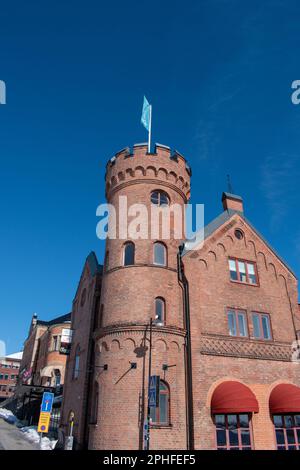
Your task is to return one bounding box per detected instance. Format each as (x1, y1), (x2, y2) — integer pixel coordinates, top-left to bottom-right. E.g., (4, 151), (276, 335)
(177, 244), (194, 450)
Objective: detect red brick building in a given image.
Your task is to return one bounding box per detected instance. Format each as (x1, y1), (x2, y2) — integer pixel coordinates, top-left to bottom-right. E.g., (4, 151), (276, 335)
(60, 143), (300, 450)
(0, 352), (22, 403)
(13, 313), (71, 429)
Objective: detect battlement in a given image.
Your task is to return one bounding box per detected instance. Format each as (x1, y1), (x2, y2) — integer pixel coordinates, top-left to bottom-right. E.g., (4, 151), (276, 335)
(105, 143), (192, 176)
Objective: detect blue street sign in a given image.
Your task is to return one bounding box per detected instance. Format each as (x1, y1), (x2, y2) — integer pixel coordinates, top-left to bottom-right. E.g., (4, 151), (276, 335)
(41, 392), (54, 413)
(149, 375), (160, 408)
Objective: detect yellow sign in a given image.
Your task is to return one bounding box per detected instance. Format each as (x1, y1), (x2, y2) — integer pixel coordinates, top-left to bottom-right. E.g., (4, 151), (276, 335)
(37, 411), (51, 433)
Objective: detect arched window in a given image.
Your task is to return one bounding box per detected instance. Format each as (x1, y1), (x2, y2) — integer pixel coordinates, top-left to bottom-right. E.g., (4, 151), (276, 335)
(73, 345), (80, 379)
(150, 380), (170, 425)
(155, 298), (165, 325)
(154, 242), (167, 266)
(151, 190), (170, 207)
(123, 242), (135, 266)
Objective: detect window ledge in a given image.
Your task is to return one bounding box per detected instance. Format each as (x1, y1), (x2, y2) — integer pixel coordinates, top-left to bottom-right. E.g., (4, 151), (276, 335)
(150, 424), (173, 429)
(230, 280), (259, 287)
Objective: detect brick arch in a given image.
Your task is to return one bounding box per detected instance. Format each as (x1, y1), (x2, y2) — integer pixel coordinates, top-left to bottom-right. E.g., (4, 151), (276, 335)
(268, 262), (277, 279)
(110, 339), (121, 351)
(100, 341), (109, 353)
(111, 175), (117, 187)
(123, 338), (136, 350)
(199, 259), (208, 270)
(225, 234), (234, 245)
(134, 165), (146, 177)
(125, 168), (134, 178)
(168, 171), (177, 183)
(157, 168), (168, 180)
(117, 171), (125, 182)
(169, 340), (180, 352)
(257, 251), (267, 270)
(145, 166), (157, 177)
(247, 240), (257, 257)
(207, 250), (217, 262)
(206, 377), (258, 409)
(177, 176), (185, 189)
(153, 338), (168, 352)
(217, 243), (226, 254)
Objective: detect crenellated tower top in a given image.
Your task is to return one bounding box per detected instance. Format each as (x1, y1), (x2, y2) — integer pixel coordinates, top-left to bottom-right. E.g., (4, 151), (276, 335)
(105, 143), (191, 201)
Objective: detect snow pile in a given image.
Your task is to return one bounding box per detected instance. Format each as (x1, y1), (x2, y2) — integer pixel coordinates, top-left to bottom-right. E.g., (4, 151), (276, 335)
(20, 426), (57, 450)
(0, 408), (18, 424)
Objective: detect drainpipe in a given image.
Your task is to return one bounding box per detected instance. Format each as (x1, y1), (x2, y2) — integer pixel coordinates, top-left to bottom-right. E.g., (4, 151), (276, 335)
(177, 244), (194, 450)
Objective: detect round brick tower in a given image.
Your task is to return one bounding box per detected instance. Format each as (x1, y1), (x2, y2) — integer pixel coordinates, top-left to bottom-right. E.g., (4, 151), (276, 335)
(89, 143), (191, 450)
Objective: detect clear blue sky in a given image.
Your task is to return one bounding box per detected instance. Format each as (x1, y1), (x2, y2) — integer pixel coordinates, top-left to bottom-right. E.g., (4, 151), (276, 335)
(1, 0), (300, 354)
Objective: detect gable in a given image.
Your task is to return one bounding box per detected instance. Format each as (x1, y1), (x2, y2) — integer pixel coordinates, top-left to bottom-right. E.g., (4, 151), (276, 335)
(184, 211), (296, 280)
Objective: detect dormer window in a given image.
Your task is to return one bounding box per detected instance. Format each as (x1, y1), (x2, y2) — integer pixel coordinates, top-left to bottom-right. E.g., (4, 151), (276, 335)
(229, 258), (258, 285)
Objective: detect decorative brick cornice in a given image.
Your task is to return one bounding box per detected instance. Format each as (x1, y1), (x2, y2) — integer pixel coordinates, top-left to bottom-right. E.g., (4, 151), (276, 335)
(93, 323), (186, 341)
(199, 334), (293, 362)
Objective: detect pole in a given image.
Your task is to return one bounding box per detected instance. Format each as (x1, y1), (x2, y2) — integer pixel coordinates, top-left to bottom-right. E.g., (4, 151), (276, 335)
(148, 104), (152, 153)
(146, 318), (153, 450)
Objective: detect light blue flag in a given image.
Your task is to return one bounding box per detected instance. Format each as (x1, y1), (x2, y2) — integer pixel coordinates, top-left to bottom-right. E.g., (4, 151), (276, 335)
(141, 96), (151, 131)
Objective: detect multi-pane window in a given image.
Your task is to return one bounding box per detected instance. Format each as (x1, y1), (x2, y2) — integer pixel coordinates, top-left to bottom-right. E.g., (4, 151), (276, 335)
(252, 313), (272, 340)
(215, 413), (253, 450)
(273, 415), (300, 450)
(124, 242), (135, 266)
(151, 190), (170, 207)
(155, 298), (165, 325)
(154, 242), (167, 266)
(229, 258), (258, 285)
(150, 381), (169, 425)
(227, 309), (248, 337)
(52, 335), (60, 351)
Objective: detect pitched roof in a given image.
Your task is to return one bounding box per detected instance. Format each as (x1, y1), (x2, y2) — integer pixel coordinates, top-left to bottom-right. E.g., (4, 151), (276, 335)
(183, 209), (296, 278)
(37, 312), (71, 327)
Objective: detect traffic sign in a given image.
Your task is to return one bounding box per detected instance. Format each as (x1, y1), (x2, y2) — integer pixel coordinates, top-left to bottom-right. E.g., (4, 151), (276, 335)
(41, 392), (54, 413)
(37, 412), (51, 434)
(149, 375), (160, 408)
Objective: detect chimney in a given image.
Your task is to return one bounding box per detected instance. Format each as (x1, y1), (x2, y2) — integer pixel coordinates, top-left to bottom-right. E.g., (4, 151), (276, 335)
(222, 192), (244, 214)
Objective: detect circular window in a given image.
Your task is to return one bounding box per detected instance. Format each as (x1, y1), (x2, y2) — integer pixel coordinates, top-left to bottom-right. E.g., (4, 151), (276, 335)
(80, 288), (87, 306)
(234, 229), (244, 240)
(151, 190), (170, 207)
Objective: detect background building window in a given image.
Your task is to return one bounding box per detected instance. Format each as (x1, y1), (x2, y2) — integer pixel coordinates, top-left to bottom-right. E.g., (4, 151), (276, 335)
(73, 345), (80, 379)
(124, 242), (135, 266)
(155, 298), (165, 325)
(52, 335), (61, 351)
(252, 313), (272, 340)
(215, 413), (253, 450)
(227, 309), (248, 337)
(151, 190), (170, 207)
(228, 258), (258, 285)
(273, 415), (300, 450)
(150, 380), (170, 425)
(154, 242), (167, 266)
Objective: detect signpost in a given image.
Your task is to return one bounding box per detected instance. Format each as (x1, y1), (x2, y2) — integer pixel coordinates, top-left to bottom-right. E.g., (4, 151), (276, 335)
(149, 375), (160, 408)
(38, 392), (54, 448)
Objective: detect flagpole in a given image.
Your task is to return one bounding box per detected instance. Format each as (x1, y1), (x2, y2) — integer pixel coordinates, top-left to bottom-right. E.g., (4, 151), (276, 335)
(148, 104), (152, 153)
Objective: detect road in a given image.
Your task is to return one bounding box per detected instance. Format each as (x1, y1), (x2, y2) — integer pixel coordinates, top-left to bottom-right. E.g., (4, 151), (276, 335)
(0, 418), (38, 450)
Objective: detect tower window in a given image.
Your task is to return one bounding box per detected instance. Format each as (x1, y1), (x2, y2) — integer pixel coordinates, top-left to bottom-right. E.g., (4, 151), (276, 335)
(155, 298), (165, 325)
(123, 242), (135, 266)
(154, 242), (167, 266)
(151, 190), (170, 207)
(150, 380), (170, 425)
